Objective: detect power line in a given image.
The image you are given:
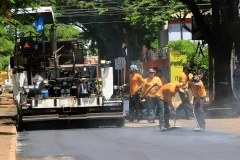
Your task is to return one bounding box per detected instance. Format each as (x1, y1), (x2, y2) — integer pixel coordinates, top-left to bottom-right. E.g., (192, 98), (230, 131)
(58, 21), (131, 24)
(55, 3), (211, 12)
(55, 3), (211, 17)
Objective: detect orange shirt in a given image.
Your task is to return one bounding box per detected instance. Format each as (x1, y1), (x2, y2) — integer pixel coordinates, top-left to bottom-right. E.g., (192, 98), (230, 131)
(191, 80), (206, 98)
(156, 82), (178, 108)
(129, 73), (145, 94)
(142, 76), (162, 97)
(179, 71), (188, 91)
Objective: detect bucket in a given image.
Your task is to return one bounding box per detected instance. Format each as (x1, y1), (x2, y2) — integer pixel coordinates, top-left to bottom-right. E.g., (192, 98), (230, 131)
(41, 89), (49, 98)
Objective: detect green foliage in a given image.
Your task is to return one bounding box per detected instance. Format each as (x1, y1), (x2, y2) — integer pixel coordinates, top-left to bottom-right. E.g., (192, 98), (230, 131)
(0, 0), (59, 56)
(0, 21), (14, 56)
(165, 40), (209, 88)
(150, 38), (158, 50)
(164, 40), (197, 55)
(41, 24), (81, 41)
(56, 25), (80, 40)
(0, 55), (10, 71)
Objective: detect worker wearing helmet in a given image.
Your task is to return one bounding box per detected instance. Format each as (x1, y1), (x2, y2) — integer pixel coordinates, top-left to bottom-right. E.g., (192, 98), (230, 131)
(190, 75), (207, 131)
(155, 82), (186, 131)
(141, 69), (162, 123)
(177, 65), (194, 120)
(124, 64), (145, 122)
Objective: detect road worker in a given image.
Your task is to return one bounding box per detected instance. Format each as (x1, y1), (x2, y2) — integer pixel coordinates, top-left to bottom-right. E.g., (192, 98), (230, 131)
(155, 82), (186, 131)
(124, 64), (145, 122)
(141, 69), (162, 123)
(153, 67), (167, 85)
(177, 65), (194, 120)
(190, 75), (207, 131)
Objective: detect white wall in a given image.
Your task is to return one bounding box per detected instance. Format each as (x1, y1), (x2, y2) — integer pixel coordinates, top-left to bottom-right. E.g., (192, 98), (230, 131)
(168, 23), (192, 41)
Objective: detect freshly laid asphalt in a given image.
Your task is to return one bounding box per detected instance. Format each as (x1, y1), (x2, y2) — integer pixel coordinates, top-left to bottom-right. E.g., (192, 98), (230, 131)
(1, 93), (240, 160)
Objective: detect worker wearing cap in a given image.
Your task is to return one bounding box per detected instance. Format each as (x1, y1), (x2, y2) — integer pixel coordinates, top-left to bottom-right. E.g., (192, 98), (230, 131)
(155, 82), (186, 131)
(153, 67), (168, 85)
(153, 67), (168, 117)
(177, 65), (194, 120)
(190, 75), (206, 131)
(141, 69), (162, 123)
(124, 64), (145, 122)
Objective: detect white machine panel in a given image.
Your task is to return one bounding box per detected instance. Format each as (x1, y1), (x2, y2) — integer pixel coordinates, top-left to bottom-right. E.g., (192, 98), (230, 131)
(101, 67), (113, 100)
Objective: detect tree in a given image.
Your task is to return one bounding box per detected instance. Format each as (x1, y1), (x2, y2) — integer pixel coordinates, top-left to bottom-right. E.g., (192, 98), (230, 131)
(0, 55), (10, 71)
(0, 0), (58, 56)
(165, 40), (209, 88)
(177, 0), (239, 105)
(55, 0), (180, 63)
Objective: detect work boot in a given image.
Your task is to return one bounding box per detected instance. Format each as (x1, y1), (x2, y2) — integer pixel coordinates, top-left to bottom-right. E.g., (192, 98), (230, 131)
(186, 117), (194, 120)
(164, 125), (171, 129)
(148, 119), (155, 123)
(193, 127), (205, 132)
(160, 126), (167, 132)
(133, 119), (139, 123)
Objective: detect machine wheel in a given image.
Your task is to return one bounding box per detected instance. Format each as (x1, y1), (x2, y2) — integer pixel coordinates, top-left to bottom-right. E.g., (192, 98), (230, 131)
(116, 118), (125, 128)
(16, 120), (23, 132)
(16, 105), (23, 132)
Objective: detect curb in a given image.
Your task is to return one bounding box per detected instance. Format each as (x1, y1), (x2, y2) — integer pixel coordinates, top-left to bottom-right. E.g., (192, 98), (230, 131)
(9, 125), (16, 160)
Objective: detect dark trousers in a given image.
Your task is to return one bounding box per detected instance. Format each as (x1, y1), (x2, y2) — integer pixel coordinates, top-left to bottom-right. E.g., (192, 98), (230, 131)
(129, 94), (140, 121)
(155, 97), (167, 128)
(193, 97), (206, 129)
(146, 96), (156, 120)
(163, 101), (170, 128)
(177, 91), (191, 119)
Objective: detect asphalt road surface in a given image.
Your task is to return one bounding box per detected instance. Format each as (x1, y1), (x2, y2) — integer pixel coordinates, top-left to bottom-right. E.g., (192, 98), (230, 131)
(17, 124), (240, 160)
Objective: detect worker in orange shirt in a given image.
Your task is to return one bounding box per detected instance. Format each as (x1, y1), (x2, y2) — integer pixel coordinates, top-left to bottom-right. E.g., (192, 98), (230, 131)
(190, 75), (207, 131)
(177, 65), (194, 120)
(155, 82), (186, 131)
(125, 64), (145, 122)
(153, 67), (167, 116)
(141, 69), (162, 123)
(153, 67), (168, 85)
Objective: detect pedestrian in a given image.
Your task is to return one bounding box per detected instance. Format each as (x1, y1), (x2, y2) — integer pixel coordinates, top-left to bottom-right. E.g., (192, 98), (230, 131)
(233, 60), (240, 116)
(155, 82), (186, 131)
(124, 64), (145, 122)
(141, 69), (162, 123)
(190, 75), (206, 131)
(177, 65), (194, 120)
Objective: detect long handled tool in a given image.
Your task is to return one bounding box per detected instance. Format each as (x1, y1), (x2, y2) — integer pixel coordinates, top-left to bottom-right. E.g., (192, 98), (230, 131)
(169, 96), (181, 129)
(192, 106), (202, 131)
(129, 83), (158, 122)
(189, 87), (204, 132)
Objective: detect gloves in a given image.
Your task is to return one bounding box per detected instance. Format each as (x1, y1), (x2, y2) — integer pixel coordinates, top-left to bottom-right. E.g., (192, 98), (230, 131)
(140, 96), (146, 102)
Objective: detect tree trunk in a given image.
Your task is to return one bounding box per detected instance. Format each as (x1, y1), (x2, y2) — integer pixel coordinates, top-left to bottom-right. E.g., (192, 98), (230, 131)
(211, 40), (235, 106)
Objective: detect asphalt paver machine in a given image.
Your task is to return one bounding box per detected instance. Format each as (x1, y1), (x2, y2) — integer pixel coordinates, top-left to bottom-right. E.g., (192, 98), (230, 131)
(11, 7), (124, 131)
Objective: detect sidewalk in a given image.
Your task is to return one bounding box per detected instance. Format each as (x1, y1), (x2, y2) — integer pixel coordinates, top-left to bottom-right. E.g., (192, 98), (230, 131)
(0, 94), (17, 160)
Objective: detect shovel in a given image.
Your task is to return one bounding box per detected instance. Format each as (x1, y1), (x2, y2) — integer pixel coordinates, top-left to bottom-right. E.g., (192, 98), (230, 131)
(168, 96), (181, 129)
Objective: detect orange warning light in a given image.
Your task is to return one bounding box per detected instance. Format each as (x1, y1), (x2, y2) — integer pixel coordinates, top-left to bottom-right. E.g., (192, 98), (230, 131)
(24, 42), (30, 48)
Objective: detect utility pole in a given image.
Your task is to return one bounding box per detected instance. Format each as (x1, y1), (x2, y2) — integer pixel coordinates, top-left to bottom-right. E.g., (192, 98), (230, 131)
(208, 44), (213, 103)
